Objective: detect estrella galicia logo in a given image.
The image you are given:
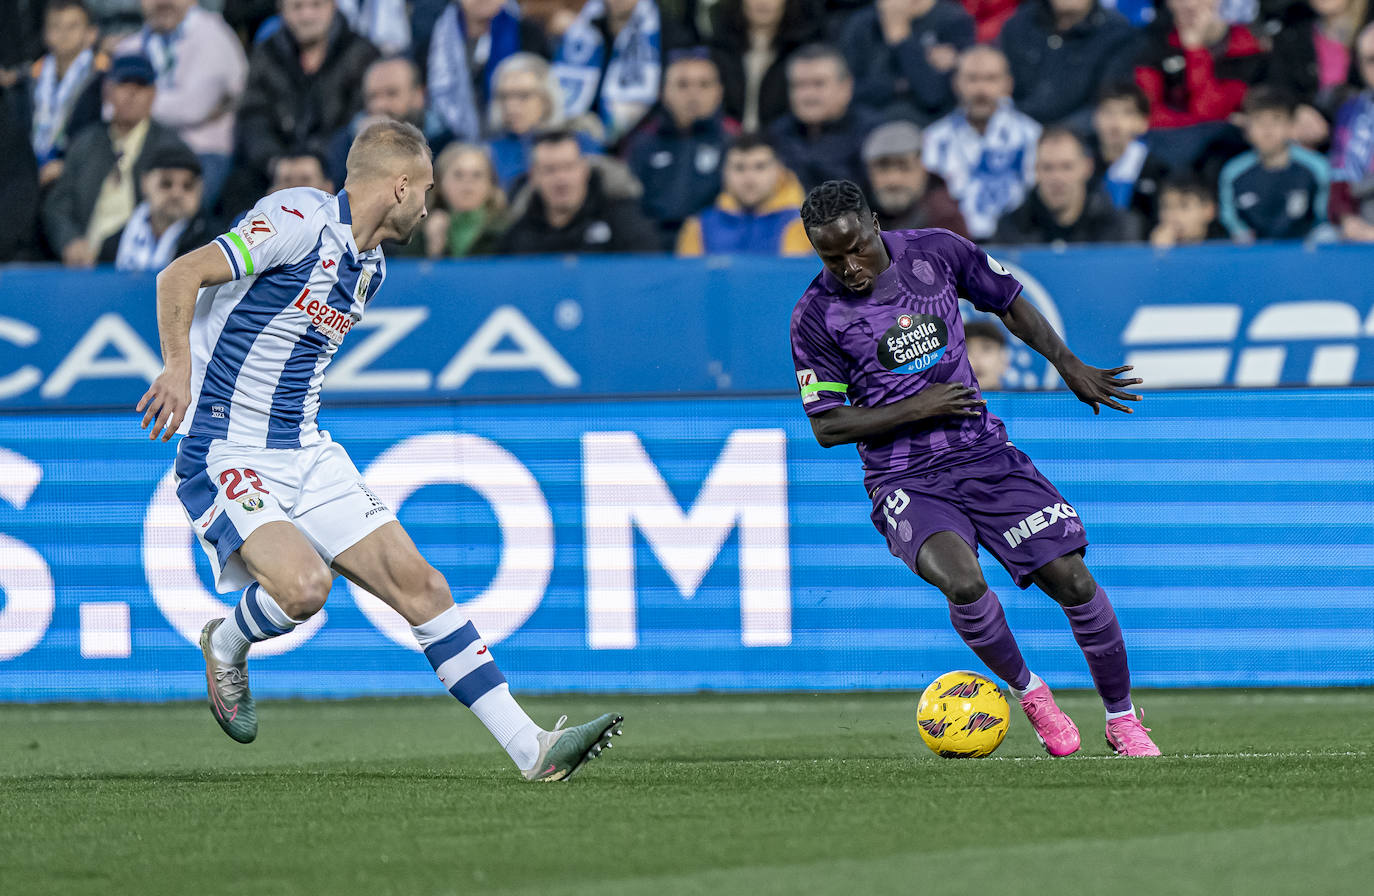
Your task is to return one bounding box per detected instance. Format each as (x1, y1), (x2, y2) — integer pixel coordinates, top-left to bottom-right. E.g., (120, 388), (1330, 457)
(876, 313), (948, 374)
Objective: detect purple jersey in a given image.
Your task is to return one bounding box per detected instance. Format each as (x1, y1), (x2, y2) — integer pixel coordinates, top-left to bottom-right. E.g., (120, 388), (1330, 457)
(790, 228), (1023, 495)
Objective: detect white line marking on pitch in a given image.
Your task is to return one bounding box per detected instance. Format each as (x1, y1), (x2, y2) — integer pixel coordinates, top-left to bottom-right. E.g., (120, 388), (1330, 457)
(988, 751), (1368, 761)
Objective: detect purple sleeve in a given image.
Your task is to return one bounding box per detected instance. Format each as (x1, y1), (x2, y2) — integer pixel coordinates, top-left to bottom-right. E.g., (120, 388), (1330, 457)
(790, 296), (851, 417)
(944, 231), (1023, 313)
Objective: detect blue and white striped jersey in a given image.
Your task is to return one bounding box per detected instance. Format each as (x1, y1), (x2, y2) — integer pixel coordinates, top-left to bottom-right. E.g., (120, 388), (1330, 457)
(922, 101), (1042, 240)
(180, 188), (385, 448)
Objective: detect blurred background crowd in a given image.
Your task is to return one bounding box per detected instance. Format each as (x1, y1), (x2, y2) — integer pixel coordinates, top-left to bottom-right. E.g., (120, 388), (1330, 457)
(2, 0), (1373, 271)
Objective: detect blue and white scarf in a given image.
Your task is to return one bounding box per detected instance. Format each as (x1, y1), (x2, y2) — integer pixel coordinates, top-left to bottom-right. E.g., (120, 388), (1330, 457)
(337, 0), (412, 55)
(554, 0), (661, 140)
(114, 202), (189, 272)
(141, 15), (185, 89)
(428, 1), (523, 142)
(30, 47), (95, 165)
(1105, 138), (1149, 209)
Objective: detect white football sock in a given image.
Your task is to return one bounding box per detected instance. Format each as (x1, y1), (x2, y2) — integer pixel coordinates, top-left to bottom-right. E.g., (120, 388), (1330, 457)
(412, 605), (541, 770)
(210, 584), (299, 664)
(1009, 671), (1046, 701)
(1106, 705), (1137, 721)
(471, 686), (542, 770)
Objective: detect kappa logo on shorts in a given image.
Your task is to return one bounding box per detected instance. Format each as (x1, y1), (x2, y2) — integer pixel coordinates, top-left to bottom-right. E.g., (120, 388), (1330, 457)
(1002, 503), (1078, 548)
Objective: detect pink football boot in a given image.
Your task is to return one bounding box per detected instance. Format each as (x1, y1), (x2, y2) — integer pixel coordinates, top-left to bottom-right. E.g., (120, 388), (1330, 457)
(1105, 709), (1162, 757)
(1018, 683), (1081, 757)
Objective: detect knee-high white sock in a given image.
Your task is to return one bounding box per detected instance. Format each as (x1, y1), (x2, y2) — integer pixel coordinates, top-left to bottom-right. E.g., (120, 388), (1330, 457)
(413, 605), (540, 770)
(210, 583), (298, 663)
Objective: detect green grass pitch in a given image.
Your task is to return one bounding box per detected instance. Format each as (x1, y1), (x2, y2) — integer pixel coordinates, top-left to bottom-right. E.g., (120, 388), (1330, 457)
(3, 690), (1372, 895)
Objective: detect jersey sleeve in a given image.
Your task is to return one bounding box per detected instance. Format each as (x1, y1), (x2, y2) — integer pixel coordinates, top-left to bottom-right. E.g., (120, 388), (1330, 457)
(213, 198), (320, 279)
(790, 296), (851, 416)
(942, 230), (1023, 313)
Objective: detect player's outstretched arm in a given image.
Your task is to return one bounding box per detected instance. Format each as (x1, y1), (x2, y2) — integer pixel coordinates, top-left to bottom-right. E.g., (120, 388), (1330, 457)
(136, 244), (234, 441)
(809, 384), (986, 447)
(997, 295), (1143, 415)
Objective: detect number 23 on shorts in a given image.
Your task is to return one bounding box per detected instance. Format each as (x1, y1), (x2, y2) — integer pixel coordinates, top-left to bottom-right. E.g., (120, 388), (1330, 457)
(219, 468), (269, 501)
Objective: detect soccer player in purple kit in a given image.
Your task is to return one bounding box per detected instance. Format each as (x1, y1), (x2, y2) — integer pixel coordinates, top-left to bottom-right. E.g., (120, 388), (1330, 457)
(790, 180), (1161, 757)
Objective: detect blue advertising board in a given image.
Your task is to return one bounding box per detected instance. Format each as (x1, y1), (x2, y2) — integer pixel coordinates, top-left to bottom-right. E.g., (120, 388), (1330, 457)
(1, 243), (1373, 412)
(0, 389), (1369, 701)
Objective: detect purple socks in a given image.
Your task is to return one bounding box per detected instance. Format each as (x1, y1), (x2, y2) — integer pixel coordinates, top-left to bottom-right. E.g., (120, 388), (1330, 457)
(948, 589), (1032, 690)
(1061, 586), (1133, 713)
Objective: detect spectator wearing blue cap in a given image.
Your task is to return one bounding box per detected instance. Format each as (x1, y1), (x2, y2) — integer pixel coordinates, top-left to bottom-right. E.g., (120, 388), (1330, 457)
(115, 0), (248, 208)
(41, 54), (193, 267)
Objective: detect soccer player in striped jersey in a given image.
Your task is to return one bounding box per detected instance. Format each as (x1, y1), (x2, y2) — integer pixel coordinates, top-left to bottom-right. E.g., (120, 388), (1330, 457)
(790, 180), (1161, 757)
(137, 120), (621, 781)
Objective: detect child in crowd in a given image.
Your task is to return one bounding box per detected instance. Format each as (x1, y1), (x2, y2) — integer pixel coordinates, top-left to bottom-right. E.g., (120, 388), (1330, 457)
(1150, 176), (1227, 247)
(1218, 86), (1332, 241)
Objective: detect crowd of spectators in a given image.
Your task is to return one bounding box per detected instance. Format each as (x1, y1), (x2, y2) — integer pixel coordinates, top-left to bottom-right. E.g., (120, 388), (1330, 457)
(4, 0), (1374, 269)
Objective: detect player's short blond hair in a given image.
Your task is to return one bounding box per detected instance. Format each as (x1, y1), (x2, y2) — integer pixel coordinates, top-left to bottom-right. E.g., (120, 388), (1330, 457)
(345, 119), (432, 182)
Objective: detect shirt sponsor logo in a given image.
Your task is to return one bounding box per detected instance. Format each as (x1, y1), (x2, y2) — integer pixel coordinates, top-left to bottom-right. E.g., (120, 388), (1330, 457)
(293, 290), (358, 344)
(877, 313), (948, 374)
(1002, 502), (1079, 548)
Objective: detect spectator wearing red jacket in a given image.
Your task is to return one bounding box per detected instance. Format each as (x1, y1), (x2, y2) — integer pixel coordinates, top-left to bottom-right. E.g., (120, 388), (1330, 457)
(1134, 0), (1266, 130)
(962, 0), (1019, 42)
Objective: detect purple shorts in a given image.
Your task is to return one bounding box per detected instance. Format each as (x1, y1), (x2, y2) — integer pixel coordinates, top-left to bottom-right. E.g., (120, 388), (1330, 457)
(868, 445), (1088, 588)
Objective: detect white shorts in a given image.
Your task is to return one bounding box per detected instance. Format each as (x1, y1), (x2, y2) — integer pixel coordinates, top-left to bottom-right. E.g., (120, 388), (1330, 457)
(173, 434), (397, 592)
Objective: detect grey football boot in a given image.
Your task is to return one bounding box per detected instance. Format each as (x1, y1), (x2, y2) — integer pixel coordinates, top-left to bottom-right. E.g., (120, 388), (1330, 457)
(522, 713), (624, 781)
(199, 619), (258, 744)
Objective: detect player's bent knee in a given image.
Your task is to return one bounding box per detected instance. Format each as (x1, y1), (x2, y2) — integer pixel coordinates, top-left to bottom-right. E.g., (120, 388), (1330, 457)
(945, 578), (990, 606)
(1039, 556), (1097, 607)
(402, 566), (453, 623)
(277, 566), (333, 619)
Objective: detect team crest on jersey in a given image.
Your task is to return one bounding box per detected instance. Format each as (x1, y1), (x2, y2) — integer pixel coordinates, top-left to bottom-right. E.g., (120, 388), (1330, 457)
(236, 214), (277, 249)
(877, 313), (948, 374)
(911, 259), (936, 285)
(241, 494), (265, 513)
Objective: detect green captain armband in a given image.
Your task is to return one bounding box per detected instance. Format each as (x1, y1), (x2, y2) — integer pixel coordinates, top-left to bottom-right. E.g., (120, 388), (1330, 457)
(800, 381), (848, 397)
